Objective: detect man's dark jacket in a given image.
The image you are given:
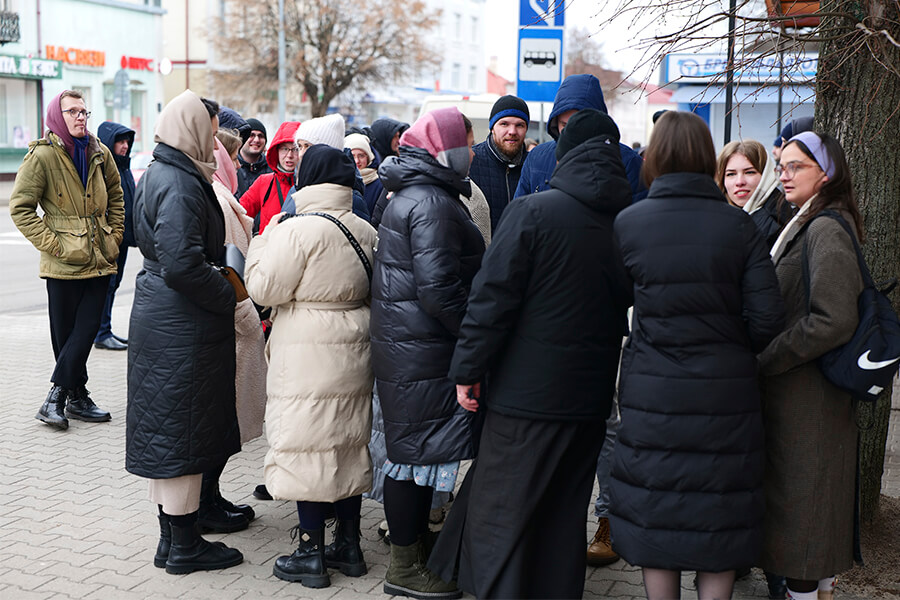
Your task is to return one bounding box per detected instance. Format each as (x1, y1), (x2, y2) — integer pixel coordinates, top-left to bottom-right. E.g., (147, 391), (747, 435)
(449, 136), (632, 420)
(468, 136), (524, 233)
(98, 121), (137, 247)
(236, 153), (271, 199)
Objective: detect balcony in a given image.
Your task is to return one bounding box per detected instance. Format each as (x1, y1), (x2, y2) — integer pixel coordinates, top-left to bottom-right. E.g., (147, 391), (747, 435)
(0, 11), (19, 45)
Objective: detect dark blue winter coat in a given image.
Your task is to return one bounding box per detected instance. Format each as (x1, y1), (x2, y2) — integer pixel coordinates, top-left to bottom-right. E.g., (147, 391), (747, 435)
(468, 136), (524, 233)
(370, 147), (485, 465)
(608, 172), (785, 571)
(513, 74), (647, 203)
(98, 121), (137, 247)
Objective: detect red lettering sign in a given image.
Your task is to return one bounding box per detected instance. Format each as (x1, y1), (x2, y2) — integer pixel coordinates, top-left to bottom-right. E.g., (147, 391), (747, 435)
(45, 46), (105, 67)
(121, 55), (155, 72)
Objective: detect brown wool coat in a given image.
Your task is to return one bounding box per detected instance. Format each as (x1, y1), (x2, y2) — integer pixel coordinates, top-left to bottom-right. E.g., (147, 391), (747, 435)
(758, 205), (862, 580)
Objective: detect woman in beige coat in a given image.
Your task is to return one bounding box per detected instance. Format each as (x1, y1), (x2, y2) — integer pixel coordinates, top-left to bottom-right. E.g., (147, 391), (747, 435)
(245, 144), (377, 590)
(758, 132), (864, 600)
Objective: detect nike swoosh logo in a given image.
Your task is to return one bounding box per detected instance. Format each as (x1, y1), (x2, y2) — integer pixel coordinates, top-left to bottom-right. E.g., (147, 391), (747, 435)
(857, 350), (900, 370)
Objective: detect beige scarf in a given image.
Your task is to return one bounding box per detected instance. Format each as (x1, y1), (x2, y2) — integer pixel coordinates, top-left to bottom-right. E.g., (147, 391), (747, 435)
(360, 167), (378, 186)
(154, 90), (217, 183)
(770, 194), (815, 261)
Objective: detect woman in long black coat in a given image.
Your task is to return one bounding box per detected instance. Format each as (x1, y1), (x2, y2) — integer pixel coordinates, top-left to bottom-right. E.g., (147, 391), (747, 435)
(126, 90), (242, 575)
(609, 111), (786, 600)
(428, 109), (633, 599)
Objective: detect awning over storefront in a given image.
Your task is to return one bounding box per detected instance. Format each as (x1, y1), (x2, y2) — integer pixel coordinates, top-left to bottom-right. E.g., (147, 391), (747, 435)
(671, 85), (814, 105)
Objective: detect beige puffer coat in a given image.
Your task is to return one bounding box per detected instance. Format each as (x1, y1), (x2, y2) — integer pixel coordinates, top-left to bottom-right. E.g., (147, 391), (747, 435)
(10, 132), (124, 279)
(245, 182), (377, 502)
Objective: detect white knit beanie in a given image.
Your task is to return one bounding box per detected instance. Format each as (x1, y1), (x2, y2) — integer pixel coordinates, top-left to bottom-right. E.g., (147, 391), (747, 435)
(344, 133), (375, 163)
(295, 113), (345, 149)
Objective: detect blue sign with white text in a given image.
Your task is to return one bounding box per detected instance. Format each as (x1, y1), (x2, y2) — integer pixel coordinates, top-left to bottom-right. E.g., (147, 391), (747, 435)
(519, 0), (565, 27)
(517, 26), (564, 103)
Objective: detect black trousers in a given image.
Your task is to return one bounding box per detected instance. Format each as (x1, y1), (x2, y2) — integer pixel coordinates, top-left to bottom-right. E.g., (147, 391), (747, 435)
(47, 276), (110, 389)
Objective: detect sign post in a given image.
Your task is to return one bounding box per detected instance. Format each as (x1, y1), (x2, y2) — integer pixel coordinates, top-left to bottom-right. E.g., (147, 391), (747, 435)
(517, 0), (564, 139)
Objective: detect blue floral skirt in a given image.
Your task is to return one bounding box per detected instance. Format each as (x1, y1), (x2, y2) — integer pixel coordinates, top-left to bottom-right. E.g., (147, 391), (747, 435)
(383, 459), (460, 492)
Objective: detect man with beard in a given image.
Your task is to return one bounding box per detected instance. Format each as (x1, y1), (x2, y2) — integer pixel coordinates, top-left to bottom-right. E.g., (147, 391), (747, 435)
(236, 118), (272, 198)
(468, 95), (530, 233)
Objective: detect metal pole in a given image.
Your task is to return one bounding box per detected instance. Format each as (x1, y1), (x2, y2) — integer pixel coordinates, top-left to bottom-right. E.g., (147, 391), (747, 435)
(776, 44), (784, 137)
(723, 0), (737, 144)
(277, 0), (286, 122)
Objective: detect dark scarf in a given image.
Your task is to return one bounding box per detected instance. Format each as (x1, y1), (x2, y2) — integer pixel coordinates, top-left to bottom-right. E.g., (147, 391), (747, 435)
(72, 135), (90, 188)
(487, 133), (526, 168)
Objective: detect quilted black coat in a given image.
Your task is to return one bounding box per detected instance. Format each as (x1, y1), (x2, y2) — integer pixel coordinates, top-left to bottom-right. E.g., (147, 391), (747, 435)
(126, 142), (240, 479)
(370, 147), (486, 465)
(608, 172), (785, 571)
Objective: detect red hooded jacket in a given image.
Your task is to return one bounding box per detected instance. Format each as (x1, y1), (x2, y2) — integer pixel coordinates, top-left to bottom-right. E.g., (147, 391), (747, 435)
(239, 121), (300, 234)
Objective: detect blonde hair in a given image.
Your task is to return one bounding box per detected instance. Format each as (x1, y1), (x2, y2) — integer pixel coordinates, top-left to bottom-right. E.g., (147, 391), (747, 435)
(715, 140), (769, 205)
(216, 128), (242, 159)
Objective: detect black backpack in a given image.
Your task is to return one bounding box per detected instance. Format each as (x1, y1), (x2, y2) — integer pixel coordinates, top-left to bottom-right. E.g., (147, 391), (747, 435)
(802, 210), (900, 402)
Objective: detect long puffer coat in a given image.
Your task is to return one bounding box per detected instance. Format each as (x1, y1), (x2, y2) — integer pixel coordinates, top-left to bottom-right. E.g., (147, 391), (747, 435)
(245, 183), (377, 502)
(609, 172), (785, 571)
(370, 147), (486, 465)
(126, 142), (240, 479)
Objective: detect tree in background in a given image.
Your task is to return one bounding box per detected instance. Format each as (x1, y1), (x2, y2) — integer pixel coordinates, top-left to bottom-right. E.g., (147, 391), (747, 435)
(208, 0), (441, 117)
(592, 0), (899, 521)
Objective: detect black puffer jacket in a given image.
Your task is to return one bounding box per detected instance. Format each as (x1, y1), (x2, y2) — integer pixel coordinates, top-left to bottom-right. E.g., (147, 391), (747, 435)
(126, 142), (240, 479)
(609, 172), (785, 571)
(468, 136), (524, 233)
(371, 147), (486, 465)
(751, 187), (793, 250)
(449, 137), (631, 420)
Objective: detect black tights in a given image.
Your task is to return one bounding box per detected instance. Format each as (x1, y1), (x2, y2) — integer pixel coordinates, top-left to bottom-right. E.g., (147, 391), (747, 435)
(296, 495), (362, 530)
(383, 476), (433, 546)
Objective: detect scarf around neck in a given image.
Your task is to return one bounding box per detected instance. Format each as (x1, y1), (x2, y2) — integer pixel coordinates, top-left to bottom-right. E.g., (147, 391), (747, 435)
(487, 133), (525, 168)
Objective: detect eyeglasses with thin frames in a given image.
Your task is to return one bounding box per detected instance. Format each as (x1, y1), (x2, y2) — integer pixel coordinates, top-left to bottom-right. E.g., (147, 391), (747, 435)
(63, 109), (91, 119)
(278, 144), (300, 155)
(774, 162), (817, 179)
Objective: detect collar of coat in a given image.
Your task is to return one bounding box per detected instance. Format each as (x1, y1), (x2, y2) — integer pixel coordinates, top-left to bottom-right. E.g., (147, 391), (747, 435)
(292, 182), (354, 214)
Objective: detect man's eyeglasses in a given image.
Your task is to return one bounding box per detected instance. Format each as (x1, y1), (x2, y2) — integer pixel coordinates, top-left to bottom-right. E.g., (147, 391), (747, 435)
(774, 162), (817, 179)
(63, 109), (91, 119)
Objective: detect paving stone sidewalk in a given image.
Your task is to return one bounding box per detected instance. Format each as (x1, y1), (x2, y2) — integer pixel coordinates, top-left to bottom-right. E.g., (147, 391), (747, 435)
(1, 305), (896, 599)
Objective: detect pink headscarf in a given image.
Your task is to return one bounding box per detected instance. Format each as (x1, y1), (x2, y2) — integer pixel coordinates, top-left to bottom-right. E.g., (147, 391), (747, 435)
(400, 107), (470, 179)
(212, 140), (238, 194)
(44, 91), (76, 155)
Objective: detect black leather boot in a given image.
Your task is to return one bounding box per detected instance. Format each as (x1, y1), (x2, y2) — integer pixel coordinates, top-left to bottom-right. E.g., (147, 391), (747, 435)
(154, 512), (171, 568)
(65, 386), (111, 422)
(325, 518), (367, 577)
(215, 490), (256, 521)
(198, 472), (249, 533)
(36, 385), (69, 430)
(165, 512), (243, 575)
(273, 527), (330, 588)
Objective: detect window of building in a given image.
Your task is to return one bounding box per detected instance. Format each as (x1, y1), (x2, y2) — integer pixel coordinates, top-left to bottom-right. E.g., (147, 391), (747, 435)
(468, 65), (478, 91)
(454, 13), (461, 39)
(451, 63), (461, 90)
(471, 16), (478, 41)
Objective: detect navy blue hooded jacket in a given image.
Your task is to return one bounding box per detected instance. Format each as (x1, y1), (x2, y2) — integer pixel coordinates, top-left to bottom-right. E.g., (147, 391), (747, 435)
(98, 121), (136, 247)
(513, 74), (647, 204)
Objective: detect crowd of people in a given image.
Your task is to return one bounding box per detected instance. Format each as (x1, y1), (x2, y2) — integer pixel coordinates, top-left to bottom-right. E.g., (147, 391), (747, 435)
(9, 75), (868, 600)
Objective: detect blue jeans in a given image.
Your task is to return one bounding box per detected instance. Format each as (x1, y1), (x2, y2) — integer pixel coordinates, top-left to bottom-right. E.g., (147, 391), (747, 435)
(594, 393), (619, 518)
(94, 245), (128, 342)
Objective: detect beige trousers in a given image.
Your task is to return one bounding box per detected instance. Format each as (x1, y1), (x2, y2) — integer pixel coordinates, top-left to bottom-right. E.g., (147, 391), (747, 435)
(148, 474), (202, 516)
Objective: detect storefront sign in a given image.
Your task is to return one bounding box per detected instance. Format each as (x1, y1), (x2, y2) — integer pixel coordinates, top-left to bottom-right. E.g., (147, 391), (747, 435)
(45, 46), (105, 68)
(0, 54), (62, 79)
(121, 55), (154, 72)
(663, 53), (818, 84)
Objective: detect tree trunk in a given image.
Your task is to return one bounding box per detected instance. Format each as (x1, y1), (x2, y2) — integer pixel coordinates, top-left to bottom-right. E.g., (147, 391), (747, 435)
(815, 0), (900, 522)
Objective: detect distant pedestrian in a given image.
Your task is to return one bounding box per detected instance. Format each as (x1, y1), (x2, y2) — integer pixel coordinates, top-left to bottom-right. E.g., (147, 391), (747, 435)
(369, 118), (409, 165)
(429, 109), (633, 599)
(236, 118), (272, 198)
(246, 145), (377, 589)
(468, 94), (529, 233)
(126, 90), (243, 574)
(10, 90), (123, 430)
(609, 111), (785, 600)
(93, 121), (137, 352)
(371, 107), (483, 600)
(344, 132), (384, 216)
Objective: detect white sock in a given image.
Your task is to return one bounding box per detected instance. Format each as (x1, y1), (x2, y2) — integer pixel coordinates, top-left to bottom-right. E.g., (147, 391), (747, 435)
(787, 589), (817, 600)
(818, 577), (836, 592)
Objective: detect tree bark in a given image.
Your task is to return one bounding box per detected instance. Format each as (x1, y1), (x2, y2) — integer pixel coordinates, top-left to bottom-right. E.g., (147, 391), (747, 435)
(815, 0), (900, 522)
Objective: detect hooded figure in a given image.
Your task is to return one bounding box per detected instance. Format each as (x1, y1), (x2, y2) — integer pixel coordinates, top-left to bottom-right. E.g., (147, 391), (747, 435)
(370, 107), (484, 599)
(369, 118), (409, 165)
(239, 121), (301, 234)
(427, 109), (634, 599)
(127, 90), (243, 575)
(244, 144), (377, 587)
(513, 74), (647, 204)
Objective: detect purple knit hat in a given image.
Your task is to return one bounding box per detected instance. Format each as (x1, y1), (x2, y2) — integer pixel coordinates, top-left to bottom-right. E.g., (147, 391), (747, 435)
(45, 91), (76, 155)
(400, 107), (470, 178)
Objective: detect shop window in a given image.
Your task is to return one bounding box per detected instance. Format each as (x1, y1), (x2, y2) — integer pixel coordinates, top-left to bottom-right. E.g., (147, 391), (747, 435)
(131, 89), (145, 151)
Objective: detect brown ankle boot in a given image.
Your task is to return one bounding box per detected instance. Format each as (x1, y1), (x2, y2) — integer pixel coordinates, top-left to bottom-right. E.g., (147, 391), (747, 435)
(586, 517), (619, 567)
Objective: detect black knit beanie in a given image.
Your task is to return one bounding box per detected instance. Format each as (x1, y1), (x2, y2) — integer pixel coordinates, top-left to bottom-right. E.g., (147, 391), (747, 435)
(489, 95), (530, 130)
(555, 109), (620, 161)
(246, 118), (267, 141)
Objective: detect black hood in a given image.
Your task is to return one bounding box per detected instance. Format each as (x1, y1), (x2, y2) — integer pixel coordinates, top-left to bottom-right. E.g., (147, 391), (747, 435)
(218, 107), (251, 143)
(549, 136), (631, 215)
(378, 146), (472, 199)
(370, 118), (409, 159)
(98, 121), (134, 170)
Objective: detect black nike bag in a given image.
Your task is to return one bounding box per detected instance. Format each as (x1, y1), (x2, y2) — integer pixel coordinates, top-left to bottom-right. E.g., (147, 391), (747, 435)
(803, 210), (900, 402)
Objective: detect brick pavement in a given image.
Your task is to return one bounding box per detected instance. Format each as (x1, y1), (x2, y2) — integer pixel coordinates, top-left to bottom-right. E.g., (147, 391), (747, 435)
(1, 302), (897, 599)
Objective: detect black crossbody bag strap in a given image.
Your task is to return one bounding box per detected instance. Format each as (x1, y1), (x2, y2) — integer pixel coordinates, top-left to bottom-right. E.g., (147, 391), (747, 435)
(297, 211), (372, 283)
